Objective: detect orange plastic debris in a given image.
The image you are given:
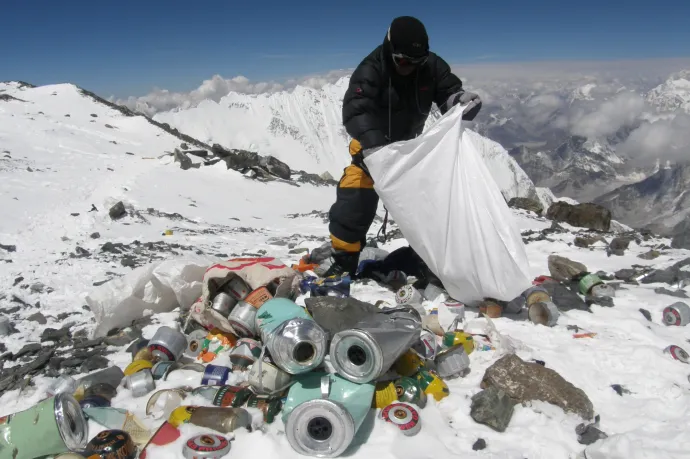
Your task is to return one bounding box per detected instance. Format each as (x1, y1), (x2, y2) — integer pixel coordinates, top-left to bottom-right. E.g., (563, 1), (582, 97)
(292, 256), (318, 273)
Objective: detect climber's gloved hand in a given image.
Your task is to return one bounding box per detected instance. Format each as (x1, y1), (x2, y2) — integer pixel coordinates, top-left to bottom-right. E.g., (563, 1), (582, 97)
(447, 90), (482, 121)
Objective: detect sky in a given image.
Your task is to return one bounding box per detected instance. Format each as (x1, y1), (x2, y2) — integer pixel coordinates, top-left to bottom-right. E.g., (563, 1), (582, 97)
(2, 0), (690, 98)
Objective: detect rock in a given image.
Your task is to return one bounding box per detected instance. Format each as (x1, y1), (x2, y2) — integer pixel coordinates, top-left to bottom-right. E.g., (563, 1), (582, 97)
(27, 312), (47, 325)
(671, 217), (690, 250)
(546, 202), (612, 232)
(574, 237), (591, 248)
(222, 149), (261, 171)
(539, 282), (590, 312)
(13, 276), (24, 286)
(608, 237), (631, 256)
(320, 171), (335, 181)
(14, 343), (42, 359)
(508, 197), (544, 215)
(548, 255), (588, 282)
(0, 243), (17, 252)
(638, 250), (661, 260)
(60, 357), (85, 368)
(289, 247), (309, 254)
(121, 256), (136, 268)
(614, 269), (638, 281)
(30, 282), (45, 293)
(610, 384), (630, 396)
(180, 143), (189, 150)
(73, 246), (91, 258)
(81, 355), (110, 372)
(90, 232), (101, 239)
(472, 439), (487, 451)
(73, 338), (105, 349)
(90, 113), (98, 117)
(576, 417), (608, 445)
(22, 349), (54, 375)
(173, 149), (194, 170)
(105, 124), (115, 129)
(470, 386), (515, 432)
(595, 271), (614, 281)
(40, 327), (71, 343)
(481, 354), (594, 420)
(186, 150), (209, 158)
(100, 242), (123, 254)
(639, 308), (652, 321)
(585, 295), (615, 307)
(109, 201), (126, 220)
(654, 287), (688, 298)
(104, 328), (140, 347)
(640, 268), (680, 285)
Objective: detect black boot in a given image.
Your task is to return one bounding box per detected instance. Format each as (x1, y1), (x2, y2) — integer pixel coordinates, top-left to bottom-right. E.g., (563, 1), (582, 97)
(321, 251), (360, 278)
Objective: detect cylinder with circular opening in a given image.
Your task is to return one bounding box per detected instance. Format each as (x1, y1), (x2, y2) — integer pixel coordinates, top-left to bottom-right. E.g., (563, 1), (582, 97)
(528, 301), (560, 327)
(227, 301), (258, 338)
(148, 326), (187, 362)
(663, 302), (690, 326)
(255, 298), (326, 374)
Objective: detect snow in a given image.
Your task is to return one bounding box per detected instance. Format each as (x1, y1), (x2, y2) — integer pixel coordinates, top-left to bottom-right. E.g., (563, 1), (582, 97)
(646, 70), (690, 113)
(2, 83), (690, 459)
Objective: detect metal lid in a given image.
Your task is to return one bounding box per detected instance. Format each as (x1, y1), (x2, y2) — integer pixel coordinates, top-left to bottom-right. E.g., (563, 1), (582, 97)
(285, 399), (355, 458)
(182, 434), (231, 459)
(329, 329), (383, 384)
(54, 392), (89, 451)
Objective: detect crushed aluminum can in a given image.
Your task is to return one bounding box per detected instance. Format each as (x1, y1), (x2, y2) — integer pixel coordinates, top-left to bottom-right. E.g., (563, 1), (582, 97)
(84, 429), (137, 459)
(373, 381), (398, 409)
(224, 276), (251, 301)
(126, 338), (150, 360)
(244, 287), (273, 308)
(229, 338), (262, 371)
(412, 328), (440, 360)
(201, 365), (232, 386)
(148, 326), (187, 362)
(441, 331), (474, 355)
(393, 349), (425, 377)
(125, 369), (155, 398)
(395, 285), (423, 306)
(416, 368), (449, 402)
(579, 273), (604, 295)
(245, 394), (283, 424)
(182, 434), (231, 459)
(79, 395), (111, 409)
(664, 345), (689, 363)
(124, 360), (154, 376)
(434, 344), (470, 380)
(187, 407), (252, 434)
(394, 376), (427, 408)
(247, 355), (292, 394)
(663, 302), (690, 326)
(380, 402), (422, 436)
(210, 292), (237, 317)
(227, 301), (258, 338)
(146, 389), (189, 420)
(213, 386), (253, 408)
(48, 375), (78, 397)
(185, 329), (208, 359)
(528, 301), (560, 327)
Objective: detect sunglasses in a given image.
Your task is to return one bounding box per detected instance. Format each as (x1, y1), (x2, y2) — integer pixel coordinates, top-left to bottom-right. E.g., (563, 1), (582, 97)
(392, 52), (428, 67)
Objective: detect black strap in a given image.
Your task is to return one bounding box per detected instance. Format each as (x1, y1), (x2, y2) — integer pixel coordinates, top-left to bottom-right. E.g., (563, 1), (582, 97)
(376, 209), (389, 243)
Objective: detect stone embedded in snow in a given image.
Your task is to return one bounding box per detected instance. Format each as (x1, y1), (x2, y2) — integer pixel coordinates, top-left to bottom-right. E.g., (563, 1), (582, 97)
(27, 312), (47, 324)
(222, 149), (261, 170)
(180, 142), (189, 150)
(14, 343), (42, 359)
(546, 202), (612, 232)
(576, 418), (608, 445)
(40, 327), (71, 343)
(638, 250), (661, 260)
(0, 244), (17, 252)
(90, 232), (101, 239)
(109, 201), (126, 220)
(508, 197), (544, 215)
(472, 439), (487, 451)
(320, 171), (335, 181)
(639, 308), (653, 321)
(575, 235), (607, 248)
(608, 237), (631, 256)
(548, 255), (588, 282)
(654, 287), (689, 298)
(173, 149), (194, 171)
(81, 355), (109, 372)
(481, 354), (594, 420)
(470, 386), (515, 432)
(260, 155), (291, 180)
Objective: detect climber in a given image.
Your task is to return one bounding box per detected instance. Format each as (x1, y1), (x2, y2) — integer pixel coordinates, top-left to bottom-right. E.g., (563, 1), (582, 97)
(309, 15), (482, 278)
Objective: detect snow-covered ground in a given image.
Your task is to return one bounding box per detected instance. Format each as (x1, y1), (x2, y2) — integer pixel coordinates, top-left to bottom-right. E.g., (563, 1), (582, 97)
(1, 82), (690, 459)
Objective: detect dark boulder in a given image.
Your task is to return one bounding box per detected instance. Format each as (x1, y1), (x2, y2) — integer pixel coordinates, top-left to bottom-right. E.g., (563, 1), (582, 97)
(508, 197), (544, 215)
(546, 202), (612, 232)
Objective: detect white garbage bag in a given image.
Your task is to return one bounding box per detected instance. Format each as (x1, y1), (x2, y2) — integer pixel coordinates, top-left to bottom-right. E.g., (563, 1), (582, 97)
(86, 256), (213, 337)
(364, 105), (532, 304)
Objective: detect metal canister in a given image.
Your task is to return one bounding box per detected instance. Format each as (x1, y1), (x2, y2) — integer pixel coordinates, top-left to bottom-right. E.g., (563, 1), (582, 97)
(213, 386), (253, 408)
(125, 360), (154, 376)
(244, 287), (273, 308)
(126, 338), (150, 360)
(412, 328), (440, 360)
(434, 345), (471, 380)
(227, 301), (258, 338)
(225, 276), (251, 301)
(229, 338), (262, 371)
(48, 375), (78, 397)
(442, 331), (474, 355)
(663, 302), (690, 326)
(0, 393), (88, 458)
(664, 345), (689, 363)
(525, 286), (551, 306)
(255, 298), (327, 375)
(373, 381), (398, 409)
(125, 369), (155, 397)
(479, 299), (502, 318)
(528, 301), (560, 327)
(201, 365), (232, 386)
(245, 394), (283, 424)
(394, 350), (425, 377)
(182, 434), (231, 459)
(185, 329), (208, 360)
(330, 308), (421, 384)
(394, 376), (427, 408)
(148, 326), (187, 362)
(78, 367), (125, 392)
(146, 389), (188, 420)
(83, 429), (137, 459)
(79, 395), (111, 409)
(579, 273), (604, 295)
(151, 361), (176, 380)
(211, 292), (237, 317)
(395, 285), (423, 306)
(247, 355), (292, 394)
(0, 315), (12, 336)
(168, 406), (196, 428)
(187, 407), (252, 434)
(380, 402), (421, 436)
(416, 368), (449, 402)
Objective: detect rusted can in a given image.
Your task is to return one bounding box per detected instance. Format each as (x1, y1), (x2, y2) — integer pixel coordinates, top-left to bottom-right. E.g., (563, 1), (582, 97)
(394, 376), (427, 408)
(380, 402), (422, 436)
(395, 285), (423, 306)
(525, 286), (551, 306)
(182, 434), (231, 459)
(201, 365), (231, 386)
(229, 338), (262, 371)
(187, 407), (252, 434)
(373, 381), (398, 409)
(83, 429), (137, 459)
(227, 301), (258, 338)
(664, 345), (689, 363)
(244, 287), (273, 308)
(211, 292), (237, 317)
(663, 302), (690, 326)
(212, 385), (253, 408)
(245, 394), (283, 424)
(148, 326), (187, 362)
(225, 276), (251, 301)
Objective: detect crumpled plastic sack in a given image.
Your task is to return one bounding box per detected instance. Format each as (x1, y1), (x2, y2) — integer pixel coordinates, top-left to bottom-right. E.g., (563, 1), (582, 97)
(86, 256), (212, 337)
(364, 104), (532, 304)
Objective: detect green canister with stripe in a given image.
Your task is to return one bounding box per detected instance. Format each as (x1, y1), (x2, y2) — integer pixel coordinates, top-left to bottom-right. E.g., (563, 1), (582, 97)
(578, 273), (604, 295)
(0, 393), (88, 459)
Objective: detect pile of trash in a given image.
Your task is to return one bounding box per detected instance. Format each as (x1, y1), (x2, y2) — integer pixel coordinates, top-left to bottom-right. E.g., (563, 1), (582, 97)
(1, 250), (688, 459)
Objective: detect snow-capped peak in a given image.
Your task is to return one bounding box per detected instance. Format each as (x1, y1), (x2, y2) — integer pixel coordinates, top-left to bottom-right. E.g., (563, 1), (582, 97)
(646, 69), (690, 113)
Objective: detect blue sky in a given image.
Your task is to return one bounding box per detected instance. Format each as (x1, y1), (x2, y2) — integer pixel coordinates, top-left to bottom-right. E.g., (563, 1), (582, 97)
(2, 0), (689, 98)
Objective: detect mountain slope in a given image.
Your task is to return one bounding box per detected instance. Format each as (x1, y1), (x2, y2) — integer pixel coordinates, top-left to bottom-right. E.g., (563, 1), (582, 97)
(646, 70), (690, 113)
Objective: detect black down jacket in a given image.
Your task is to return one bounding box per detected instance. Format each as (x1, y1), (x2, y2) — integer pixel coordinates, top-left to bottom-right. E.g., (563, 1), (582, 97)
(342, 35), (464, 150)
